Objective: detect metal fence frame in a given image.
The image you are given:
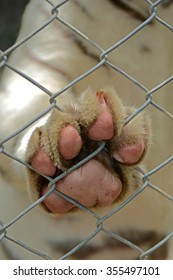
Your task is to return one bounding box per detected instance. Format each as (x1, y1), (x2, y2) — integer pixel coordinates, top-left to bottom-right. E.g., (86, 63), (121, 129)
(0, 0), (173, 260)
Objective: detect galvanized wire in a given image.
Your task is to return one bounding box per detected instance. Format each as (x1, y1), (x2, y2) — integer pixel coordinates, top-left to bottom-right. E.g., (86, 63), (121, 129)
(0, 0), (173, 260)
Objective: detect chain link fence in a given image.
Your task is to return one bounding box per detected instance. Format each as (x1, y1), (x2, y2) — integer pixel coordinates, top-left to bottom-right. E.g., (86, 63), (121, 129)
(0, 0), (173, 259)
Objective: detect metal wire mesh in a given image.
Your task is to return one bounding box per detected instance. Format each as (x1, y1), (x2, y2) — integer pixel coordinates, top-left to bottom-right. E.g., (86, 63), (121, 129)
(0, 0), (173, 260)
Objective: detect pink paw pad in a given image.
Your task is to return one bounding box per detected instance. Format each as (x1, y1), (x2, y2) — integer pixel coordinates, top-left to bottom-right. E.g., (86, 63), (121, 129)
(113, 141), (145, 165)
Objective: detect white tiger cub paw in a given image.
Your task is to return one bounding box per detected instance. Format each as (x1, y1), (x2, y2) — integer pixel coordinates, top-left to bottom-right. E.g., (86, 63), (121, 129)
(25, 88), (151, 214)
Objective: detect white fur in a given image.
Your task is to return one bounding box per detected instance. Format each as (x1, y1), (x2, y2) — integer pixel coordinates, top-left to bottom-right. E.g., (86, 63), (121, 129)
(0, 0), (173, 259)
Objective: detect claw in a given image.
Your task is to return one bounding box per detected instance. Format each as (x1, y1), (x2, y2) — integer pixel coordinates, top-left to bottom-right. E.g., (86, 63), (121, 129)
(96, 91), (106, 105)
(88, 91), (114, 140)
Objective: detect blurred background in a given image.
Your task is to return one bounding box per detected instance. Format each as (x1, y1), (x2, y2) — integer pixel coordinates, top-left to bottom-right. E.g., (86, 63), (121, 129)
(0, 0), (29, 50)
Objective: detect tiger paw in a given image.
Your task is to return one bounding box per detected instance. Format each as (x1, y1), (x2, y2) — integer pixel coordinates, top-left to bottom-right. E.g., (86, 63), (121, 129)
(25, 88), (151, 214)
